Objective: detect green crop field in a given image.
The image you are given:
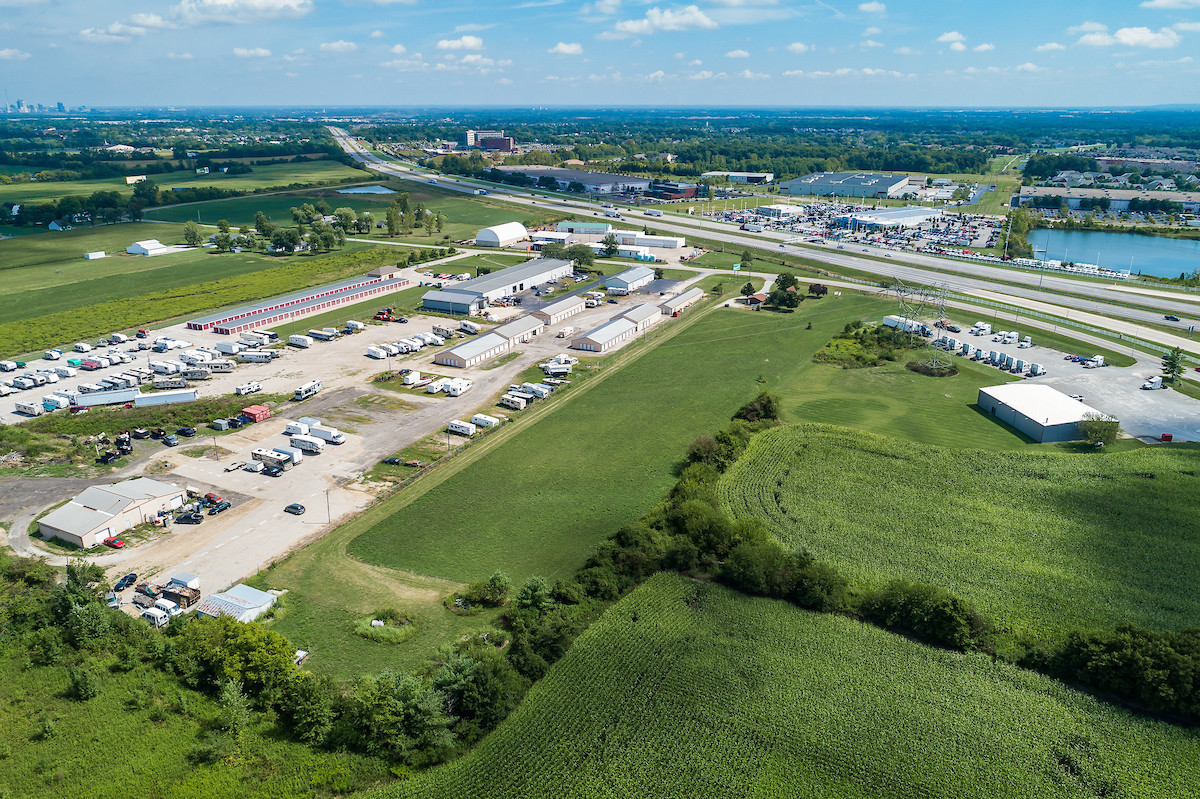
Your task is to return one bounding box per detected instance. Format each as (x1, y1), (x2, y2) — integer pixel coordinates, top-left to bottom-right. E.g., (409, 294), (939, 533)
(720, 424), (1200, 640)
(0, 160), (365, 206)
(372, 572), (1200, 799)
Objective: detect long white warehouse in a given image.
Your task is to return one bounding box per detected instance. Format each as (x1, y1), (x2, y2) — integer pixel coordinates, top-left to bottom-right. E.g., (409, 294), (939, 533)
(422, 258), (573, 314)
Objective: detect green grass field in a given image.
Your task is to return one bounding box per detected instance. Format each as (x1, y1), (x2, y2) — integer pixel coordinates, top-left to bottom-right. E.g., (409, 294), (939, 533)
(0, 160), (365, 206)
(372, 572), (1200, 799)
(720, 424), (1199, 641)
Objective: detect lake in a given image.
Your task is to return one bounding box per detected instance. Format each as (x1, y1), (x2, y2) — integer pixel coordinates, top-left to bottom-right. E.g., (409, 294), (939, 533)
(1032, 228), (1200, 279)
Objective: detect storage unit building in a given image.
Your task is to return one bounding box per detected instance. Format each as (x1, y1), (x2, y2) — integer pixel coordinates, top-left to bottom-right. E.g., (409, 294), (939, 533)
(186, 274), (409, 333)
(616, 303), (659, 332)
(532, 295), (586, 325)
(421, 289), (485, 315)
(976, 384), (1108, 443)
(434, 333), (510, 368)
(475, 222), (529, 248)
(659, 287), (705, 314)
(571, 318), (638, 352)
(605, 266), (655, 295)
(38, 477), (185, 549)
(493, 315), (546, 344)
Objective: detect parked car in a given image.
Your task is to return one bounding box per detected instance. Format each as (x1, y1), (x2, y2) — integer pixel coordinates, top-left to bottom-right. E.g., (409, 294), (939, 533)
(207, 501), (232, 515)
(132, 428), (150, 439)
(114, 573), (138, 591)
(262, 465), (283, 477)
(1165, 315), (1180, 322)
(226, 417), (244, 428)
(203, 492), (222, 504)
(284, 504), (306, 516)
(163, 434), (179, 447)
(382, 457), (402, 465)
(224, 461), (246, 472)
(177, 426), (197, 437)
(175, 512), (203, 524)
(103, 536), (127, 549)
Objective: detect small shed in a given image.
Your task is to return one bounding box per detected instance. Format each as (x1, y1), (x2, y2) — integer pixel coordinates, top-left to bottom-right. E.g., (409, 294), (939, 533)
(84, 251), (107, 260)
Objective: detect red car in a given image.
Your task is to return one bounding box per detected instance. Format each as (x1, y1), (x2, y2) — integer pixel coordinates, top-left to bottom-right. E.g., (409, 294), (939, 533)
(203, 493), (222, 504)
(103, 537), (127, 549)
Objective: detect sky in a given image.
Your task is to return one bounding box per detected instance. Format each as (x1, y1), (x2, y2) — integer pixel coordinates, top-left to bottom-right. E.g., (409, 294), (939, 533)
(1, 0), (1199, 108)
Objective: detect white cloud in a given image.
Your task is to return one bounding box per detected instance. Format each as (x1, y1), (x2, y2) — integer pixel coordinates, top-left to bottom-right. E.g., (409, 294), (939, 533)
(1175, 21), (1200, 31)
(737, 68), (769, 78)
(1035, 42), (1066, 52)
(787, 41), (809, 53)
(167, 51), (193, 59)
(436, 35), (483, 50)
(1067, 21), (1107, 35)
(688, 58), (702, 66)
(548, 41), (583, 55)
(390, 44), (407, 54)
(936, 31), (965, 43)
(862, 26), (881, 36)
(1015, 62), (1043, 72)
(725, 48), (750, 57)
(949, 41), (966, 52)
(1078, 26), (1180, 48)
(588, 0), (621, 12)
(369, 30), (384, 38)
(893, 46), (919, 55)
(380, 56), (429, 70)
(1141, 0), (1200, 7)
(169, 0), (312, 26)
(0, 48), (31, 60)
(80, 22), (147, 43)
(233, 47), (272, 57)
(320, 40), (357, 53)
(858, 1), (886, 13)
(498, 77), (512, 84)
(861, 39), (883, 48)
(974, 43), (994, 52)
(689, 69), (724, 79)
(614, 5), (718, 36)
(645, 69), (667, 81)
(129, 12), (175, 28)
(454, 23), (494, 32)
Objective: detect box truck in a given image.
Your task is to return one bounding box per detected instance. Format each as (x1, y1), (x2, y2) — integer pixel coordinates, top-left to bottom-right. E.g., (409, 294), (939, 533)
(274, 445), (305, 464)
(307, 424), (345, 445)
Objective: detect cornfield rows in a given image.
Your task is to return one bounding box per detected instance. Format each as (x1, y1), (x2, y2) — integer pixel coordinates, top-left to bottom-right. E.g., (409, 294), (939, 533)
(371, 573), (1200, 798)
(718, 423), (1200, 641)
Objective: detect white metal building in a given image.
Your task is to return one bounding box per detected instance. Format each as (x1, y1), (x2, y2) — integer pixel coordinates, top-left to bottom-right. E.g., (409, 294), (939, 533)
(195, 584), (277, 623)
(779, 172), (910, 199)
(976, 384), (1108, 443)
(612, 230), (684, 249)
(605, 266), (655, 295)
(475, 222), (529, 248)
(493, 315), (546, 343)
(571, 318), (638, 352)
(835, 206), (943, 229)
(422, 259), (573, 313)
(659, 287), (705, 314)
(434, 332), (511, 368)
(532, 295), (586, 325)
(126, 239), (183, 256)
(38, 477), (185, 549)
(495, 165), (651, 194)
(616, 303), (659, 332)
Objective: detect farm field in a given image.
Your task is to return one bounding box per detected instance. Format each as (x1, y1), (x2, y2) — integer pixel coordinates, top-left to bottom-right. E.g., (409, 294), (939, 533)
(719, 424), (1200, 640)
(372, 572), (1200, 799)
(0, 160), (365, 206)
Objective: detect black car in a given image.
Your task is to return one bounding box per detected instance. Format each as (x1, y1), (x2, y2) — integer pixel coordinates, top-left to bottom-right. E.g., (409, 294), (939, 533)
(1165, 315), (1181, 322)
(207, 501), (232, 515)
(284, 504), (306, 515)
(382, 457), (402, 465)
(946, 324), (962, 333)
(114, 573), (138, 591)
(176, 512), (203, 524)
(177, 427), (197, 437)
(262, 465), (283, 477)
(226, 417), (244, 428)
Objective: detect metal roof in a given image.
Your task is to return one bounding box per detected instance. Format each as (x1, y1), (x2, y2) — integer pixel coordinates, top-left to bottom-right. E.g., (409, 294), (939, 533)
(617, 304), (659, 324)
(38, 477), (182, 536)
(450, 259), (573, 297)
(660, 287), (705, 310)
(606, 266), (655, 287)
(189, 276), (398, 326)
(979, 384), (1105, 427)
(780, 172), (908, 191)
(575, 317), (637, 345)
(535, 295), (586, 317)
(495, 165), (651, 186)
(441, 332), (510, 361)
(421, 289), (482, 307)
(494, 315), (545, 339)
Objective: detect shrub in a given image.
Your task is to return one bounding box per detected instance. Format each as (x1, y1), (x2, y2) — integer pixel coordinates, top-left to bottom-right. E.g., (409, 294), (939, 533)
(68, 666), (101, 701)
(862, 580), (988, 652)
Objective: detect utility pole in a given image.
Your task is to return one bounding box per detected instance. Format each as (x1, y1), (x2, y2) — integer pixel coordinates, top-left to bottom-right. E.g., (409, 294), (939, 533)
(325, 489), (331, 523)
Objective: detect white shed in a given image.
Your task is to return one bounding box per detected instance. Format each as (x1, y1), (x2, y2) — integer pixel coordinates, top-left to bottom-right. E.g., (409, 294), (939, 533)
(475, 222), (529, 248)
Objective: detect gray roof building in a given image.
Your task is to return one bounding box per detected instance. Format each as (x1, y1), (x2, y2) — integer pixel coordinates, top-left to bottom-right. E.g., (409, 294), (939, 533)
(38, 477), (185, 549)
(779, 172), (909, 199)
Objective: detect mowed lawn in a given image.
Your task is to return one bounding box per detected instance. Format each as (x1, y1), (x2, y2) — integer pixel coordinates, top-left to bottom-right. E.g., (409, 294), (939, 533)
(348, 294), (1035, 588)
(375, 573), (1200, 799)
(0, 160), (365, 206)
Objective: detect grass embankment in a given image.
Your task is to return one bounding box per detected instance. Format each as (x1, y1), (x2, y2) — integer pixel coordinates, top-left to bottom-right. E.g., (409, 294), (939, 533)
(372, 572), (1200, 799)
(719, 424), (1199, 641)
(0, 160), (365, 206)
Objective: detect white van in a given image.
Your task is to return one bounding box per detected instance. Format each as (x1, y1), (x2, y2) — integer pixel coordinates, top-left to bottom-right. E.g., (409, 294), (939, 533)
(141, 607), (170, 628)
(154, 598), (183, 617)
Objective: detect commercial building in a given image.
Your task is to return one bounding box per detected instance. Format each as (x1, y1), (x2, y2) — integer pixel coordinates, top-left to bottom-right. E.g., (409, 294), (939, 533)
(976, 384), (1108, 443)
(434, 332), (510, 368)
(532, 231), (574, 245)
(659, 287), (705, 314)
(834, 206), (943, 229)
(462, 129), (514, 151)
(557, 221), (612, 236)
(613, 230), (684, 249)
(421, 258), (573, 313)
(605, 266), (655, 295)
(493, 315), (546, 343)
(649, 180), (698, 200)
(38, 477), (185, 549)
(779, 172), (909, 199)
(616, 303), (659, 332)
(756, 204), (798, 219)
(188, 273), (410, 334)
(195, 584), (277, 623)
(496, 165), (651, 194)
(571, 318), (638, 352)
(701, 171), (774, 184)
(532, 295), (586, 325)
(1014, 185), (1200, 213)
(475, 222), (528, 248)
(127, 239), (186, 256)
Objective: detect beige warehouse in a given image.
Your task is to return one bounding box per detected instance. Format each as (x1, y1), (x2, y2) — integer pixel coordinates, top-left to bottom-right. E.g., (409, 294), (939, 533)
(38, 477), (185, 548)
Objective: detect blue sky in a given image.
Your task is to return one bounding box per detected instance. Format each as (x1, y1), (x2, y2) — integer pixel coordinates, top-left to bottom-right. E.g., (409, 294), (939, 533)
(1, 0), (1199, 107)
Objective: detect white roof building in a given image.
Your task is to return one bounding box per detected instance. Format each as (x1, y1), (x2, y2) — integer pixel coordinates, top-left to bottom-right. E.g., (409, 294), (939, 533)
(605, 266), (655, 295)
(976, 384), (1108, 443)
(38, 477), (186, 549)
(195, 584), (277, 623)
(532, 295), (586, 325)
(659, 287), (705, 315)
(571, 318), (638, 353)
(434, 332), (511, 368)
(616, 303), (659, 332)
(127, 239), (187, 257)
(475, 222), (529, 248)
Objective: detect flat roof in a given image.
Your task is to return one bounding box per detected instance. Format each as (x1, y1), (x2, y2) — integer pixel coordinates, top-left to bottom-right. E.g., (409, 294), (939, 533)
(441, 332), (509, 361)
(979, 383), (1104, 427)
(702, 171), (774, 178)
(576, 317), (637, 345)
(839, 206), (943, 225)
(495, 165), (651, 186)
(190, 275), (392, 326)
(454, 259), (573, 296)
(780, 172), (907, 190)
(1019, 185), (1200, 203)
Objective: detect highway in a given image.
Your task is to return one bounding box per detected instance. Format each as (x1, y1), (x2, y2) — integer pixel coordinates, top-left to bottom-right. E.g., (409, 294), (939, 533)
(328, 128), (1200, 347)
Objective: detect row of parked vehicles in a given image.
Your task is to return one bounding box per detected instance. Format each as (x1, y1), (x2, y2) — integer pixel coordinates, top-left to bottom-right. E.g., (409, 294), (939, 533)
(365, 331), (447, 360)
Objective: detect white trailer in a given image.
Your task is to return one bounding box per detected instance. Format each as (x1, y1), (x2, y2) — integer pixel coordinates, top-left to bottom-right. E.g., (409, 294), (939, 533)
(403, 371), (421, 385)
(0, 361), (17, 372)
(234, 382), (262, 395)
(284, 421), (310, 436)
(41, 394), (71, 410)
(205, 359), (235, 373)
(366, 346), (388, 360)
(43, 350), (61, 360)
(460, 320), (481, 335)
(557, 327), (575, 338)
(73, 342), (93, 353)
(149, 361), (181, 375)
(215, 342), (242, 356)
(294, 380), (322, 401)
(251, 448), (293, 470)
(1142, 376), (1165, 390)
(426, 378), (447, 394)
(446, 378), (473, 397)
(14, 400), (45, 416)
(238, 351), (274, 363)
(273, 446), (305, 465)
(447, 419), (477, 437)
(346, 320), (365, 332)
(472, 413), (500, 428)
(289, 435), (326, 454)
(289, 335), (314, 349)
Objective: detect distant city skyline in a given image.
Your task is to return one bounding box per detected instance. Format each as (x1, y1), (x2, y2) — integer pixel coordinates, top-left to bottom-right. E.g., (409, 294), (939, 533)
(1, 0), (1199, 107)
